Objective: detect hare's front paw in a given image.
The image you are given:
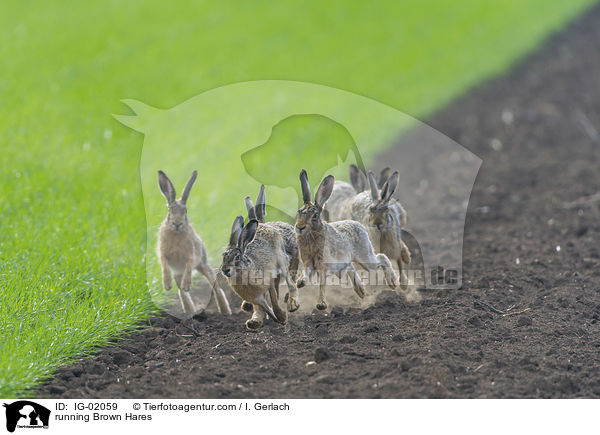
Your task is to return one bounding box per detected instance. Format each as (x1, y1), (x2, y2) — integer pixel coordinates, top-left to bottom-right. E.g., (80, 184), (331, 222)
(163, 279), (172, 291)
(287, 296), (300, 312)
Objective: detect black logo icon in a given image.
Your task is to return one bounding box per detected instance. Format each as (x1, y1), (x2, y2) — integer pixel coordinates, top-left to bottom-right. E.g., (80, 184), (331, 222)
(3, 401), (50, 433)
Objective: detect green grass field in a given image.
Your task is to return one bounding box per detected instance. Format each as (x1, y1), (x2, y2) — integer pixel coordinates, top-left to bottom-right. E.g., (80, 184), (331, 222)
(0, 0), (595, 397)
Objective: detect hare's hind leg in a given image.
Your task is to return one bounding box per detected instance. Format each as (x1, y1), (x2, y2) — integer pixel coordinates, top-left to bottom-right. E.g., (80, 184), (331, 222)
(401, 241), (411, 264)
(278, 258), (300, 312)
(246, 305), (267, 330)
(174, 275), (196, 314)
(397, 259), (408, 291)
(175, 275), (197, 315)
(289, 256), (300, 283)
(356, 253), (398, 290)
(253, 292), (282, 325)
(179, 290), (197, 315)
(340, 263), (365, 299)
(268, 280), (287, 325)
(396, 258), (422, 303)
(284, 271), (300, 312)
(197, 262), (232, 315)
(274, 274), (281, 299)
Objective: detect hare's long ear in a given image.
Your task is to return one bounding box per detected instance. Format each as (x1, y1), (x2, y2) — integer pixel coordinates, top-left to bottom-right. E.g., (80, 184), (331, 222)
(180, 170), (198, 204)
(377, 167), (392, 189)
(300, 169), (311, 204)
(315, 175), (335, 209)
(244, 196), (257, 220)
(255, 185), (266, 223)
(367, 171), (380, 202)
(240, 219), (258, 252)
(158, 170), (176, 204)
(349, 164), (366, 193)
(380, 171), (399, 203)
(229, 216), (244, 248)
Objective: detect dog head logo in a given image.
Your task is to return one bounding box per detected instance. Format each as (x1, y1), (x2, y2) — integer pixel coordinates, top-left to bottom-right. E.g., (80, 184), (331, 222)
(115, 80), (480, 311)
(3, 401), (50, 432)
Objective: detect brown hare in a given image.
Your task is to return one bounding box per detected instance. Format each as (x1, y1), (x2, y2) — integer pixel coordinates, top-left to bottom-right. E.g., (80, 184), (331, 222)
(325, 165), (412, 288)
(243, 185), (301, 312)
(220, 216), (289, 330)
(157, 170), (232, 316)
(295, 170), (398, 311)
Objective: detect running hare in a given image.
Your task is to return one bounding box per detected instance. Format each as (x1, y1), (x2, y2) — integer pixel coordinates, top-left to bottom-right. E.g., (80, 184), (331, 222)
(324, 166), (401, 221)
(243, 185), (301, 312)
(295, 170), (398, 310)
(220, 216), (289, 330)
(325, 165), (411, 288)
(157, 170), (232, 316)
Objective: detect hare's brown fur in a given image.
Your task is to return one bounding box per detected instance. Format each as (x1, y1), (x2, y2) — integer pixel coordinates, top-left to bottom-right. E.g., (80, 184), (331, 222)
(221, 218), (289, 330)
(157, 170), (232, 316)
(243, 187), (301, 313)
(324, 180), (356, 222)
(325, 166), (412, 288)
(295, 170), (398, 310)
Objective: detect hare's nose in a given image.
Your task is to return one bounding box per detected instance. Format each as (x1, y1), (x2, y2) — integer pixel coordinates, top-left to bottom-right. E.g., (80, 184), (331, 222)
(222, 268), (231, 277)
(376, 223), (383, 231)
